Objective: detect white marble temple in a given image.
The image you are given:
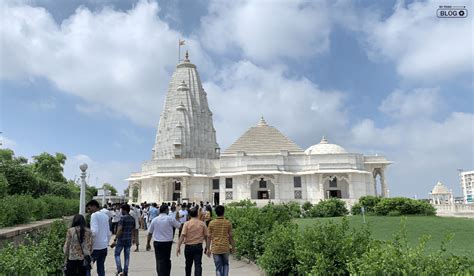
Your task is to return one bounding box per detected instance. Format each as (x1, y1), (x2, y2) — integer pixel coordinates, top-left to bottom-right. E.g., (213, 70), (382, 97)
(128, 54), (392, 206)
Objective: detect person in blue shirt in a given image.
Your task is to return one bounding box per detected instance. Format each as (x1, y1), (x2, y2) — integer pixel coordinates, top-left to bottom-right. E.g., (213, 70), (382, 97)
(148, 203), (159, 224)
(110, 204), (136, 276)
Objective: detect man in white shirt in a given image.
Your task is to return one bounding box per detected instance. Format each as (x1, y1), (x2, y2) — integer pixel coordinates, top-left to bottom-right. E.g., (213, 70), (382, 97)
(86, 200), (111, 276)
(146, 205), (181, 276)
(111, 207), (122, 234)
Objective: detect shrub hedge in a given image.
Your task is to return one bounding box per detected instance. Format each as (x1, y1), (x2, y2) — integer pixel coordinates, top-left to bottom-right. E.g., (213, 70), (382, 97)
(351, 195), (381, 215)
(224, 201), (472, 275)
(374, 197), (436, 216)
(308, 198), (348, 217)
(225, 204), (293, 261)
(351, 196), (436, 216)
(0, 195), (78, 227)
(0, 220), (68, 274)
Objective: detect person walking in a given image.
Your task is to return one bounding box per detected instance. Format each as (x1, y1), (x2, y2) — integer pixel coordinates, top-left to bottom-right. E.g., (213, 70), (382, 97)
(142, 204), (149, 230)
(207, 205), (236, 276)
(176, 207), (210, 276)
(63, 214), (93, 276)
(111, 206), (121, 234)
(86, 200), (111, 276)
(146, 204), (181, 276)
(148, 203), (159, 224)
(178, 203), (189, 238)
(204, 205), (213, 227)
(130, 204), (140, 252)
(110, 204), (136, 276)
(168, 205), (178, 240)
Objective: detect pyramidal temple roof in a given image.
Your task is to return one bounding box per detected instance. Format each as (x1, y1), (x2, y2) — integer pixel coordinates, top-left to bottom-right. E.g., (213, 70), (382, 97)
(222, 117), (304, 155)
(152, 51), (219, 160)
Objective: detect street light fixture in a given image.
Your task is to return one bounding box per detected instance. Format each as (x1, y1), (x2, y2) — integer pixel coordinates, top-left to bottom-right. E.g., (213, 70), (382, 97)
(79, 163), (88, 215)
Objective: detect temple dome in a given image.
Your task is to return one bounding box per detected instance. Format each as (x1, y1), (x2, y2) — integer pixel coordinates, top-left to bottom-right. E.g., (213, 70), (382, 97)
(431, 182), (449, 194)
(305, 137), (347, 155)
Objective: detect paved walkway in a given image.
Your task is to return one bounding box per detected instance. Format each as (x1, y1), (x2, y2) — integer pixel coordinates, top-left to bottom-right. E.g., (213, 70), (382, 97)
(103, 229), (261, 276)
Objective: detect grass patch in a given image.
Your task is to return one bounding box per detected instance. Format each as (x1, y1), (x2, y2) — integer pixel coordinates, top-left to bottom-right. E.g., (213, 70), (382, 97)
(295, 215), (474, 256)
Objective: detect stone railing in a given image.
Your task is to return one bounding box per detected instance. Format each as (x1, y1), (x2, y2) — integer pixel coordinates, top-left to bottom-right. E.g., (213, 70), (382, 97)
(0, 216), (73, 248)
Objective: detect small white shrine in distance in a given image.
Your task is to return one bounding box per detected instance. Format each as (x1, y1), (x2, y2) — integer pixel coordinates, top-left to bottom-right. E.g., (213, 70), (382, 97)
(127, 52), (392, 206)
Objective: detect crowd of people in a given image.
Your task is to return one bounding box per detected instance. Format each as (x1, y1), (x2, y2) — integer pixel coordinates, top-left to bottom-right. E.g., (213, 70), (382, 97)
(63, 200), (235, 276)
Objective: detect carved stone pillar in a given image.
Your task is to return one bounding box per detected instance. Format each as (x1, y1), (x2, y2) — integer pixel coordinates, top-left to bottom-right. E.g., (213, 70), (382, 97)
(373, 175), (378, 196)
(348, 174), (353, 199)
(318, 174), (324, 200)
(381, 169), (388, 198)
(182, 177), (189, 199)
(273, 175), (280, 201)
(128, 183), (133, 203)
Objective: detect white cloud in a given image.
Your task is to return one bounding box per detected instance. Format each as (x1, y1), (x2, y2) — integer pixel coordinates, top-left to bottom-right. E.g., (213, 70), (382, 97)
(200, 0), (330, 63)
(29, 96), (57, 111)
(205, 60), (348, 149)
(379, 88), (441, 119)
(0, 1), (213, 127)
(363, 0), (473, 81)
(0, 135), (18, 149)
(351, 88), (474, 196)
(63, 153), (139, 194)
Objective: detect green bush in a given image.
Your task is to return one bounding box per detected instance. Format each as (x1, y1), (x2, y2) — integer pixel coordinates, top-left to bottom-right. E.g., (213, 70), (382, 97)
(295, 218), (372, 275)
(225, 199), (257, 207)
(0, 195), (33, 227)
(283, 201), (302, 218)
(31, 198), (47, 221)
(301, 201), (313, 217)
(0, 173), (8, 198)
(0, 220), (68, 274)
(309, 198), (348, 217)
(375, 197), (436, 216)
(40, 195), (78, 219)
(351, 195), (381, 215)
(226, 203), (293, 261)
(348, 220), (474, 274)
(351, 202), (363, 215)
(0, 195), (78, 227)
(257, 223), (298, 275)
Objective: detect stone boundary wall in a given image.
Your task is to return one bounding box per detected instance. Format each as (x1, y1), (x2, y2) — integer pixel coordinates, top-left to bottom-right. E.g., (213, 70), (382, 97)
(434, 204), (474, 219)
(0, 216), (73, 248)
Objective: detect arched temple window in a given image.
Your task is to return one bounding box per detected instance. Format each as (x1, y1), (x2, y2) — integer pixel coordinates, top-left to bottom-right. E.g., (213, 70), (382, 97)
(173, 180), (181, 201)
(329, 177), (338, 188)
(132, 186), (139, 202)
(259, 178), (267, 188)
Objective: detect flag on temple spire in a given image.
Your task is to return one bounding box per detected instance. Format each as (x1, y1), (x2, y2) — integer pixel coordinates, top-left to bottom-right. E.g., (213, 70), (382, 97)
(179, 39), (185, 46)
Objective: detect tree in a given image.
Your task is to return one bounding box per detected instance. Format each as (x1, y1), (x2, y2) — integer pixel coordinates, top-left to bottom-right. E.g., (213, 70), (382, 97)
(0, 173), (8, 197)
(0, 161), (38, 196)
(31, 152), (67, 183)
(0, 148), (28, 164)
(102, 183), (117, 196)
(86, 185), (98, 201)
(0, 149), (14, 162)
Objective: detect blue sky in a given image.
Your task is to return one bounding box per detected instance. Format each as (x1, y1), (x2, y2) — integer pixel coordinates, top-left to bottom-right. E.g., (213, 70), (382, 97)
(1, 0), (473, 196)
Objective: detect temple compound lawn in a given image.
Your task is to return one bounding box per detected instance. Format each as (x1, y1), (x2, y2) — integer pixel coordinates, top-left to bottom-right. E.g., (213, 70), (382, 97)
(295, 216), (474, 256)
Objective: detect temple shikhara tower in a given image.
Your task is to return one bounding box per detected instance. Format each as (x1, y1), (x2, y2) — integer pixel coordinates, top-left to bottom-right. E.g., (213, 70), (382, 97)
(127, 53), (392, 206)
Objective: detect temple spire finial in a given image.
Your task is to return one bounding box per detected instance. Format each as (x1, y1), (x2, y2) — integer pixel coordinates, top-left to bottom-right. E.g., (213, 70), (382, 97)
(257, 116), (268, 127)
(184, 50), (189, 62)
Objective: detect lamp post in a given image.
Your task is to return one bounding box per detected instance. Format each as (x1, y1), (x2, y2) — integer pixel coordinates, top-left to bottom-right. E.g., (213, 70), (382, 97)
(79, 163), (88, 215)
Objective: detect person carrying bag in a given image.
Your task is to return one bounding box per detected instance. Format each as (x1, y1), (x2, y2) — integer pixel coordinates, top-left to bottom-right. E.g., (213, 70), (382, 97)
(63, 214), (93, 276)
